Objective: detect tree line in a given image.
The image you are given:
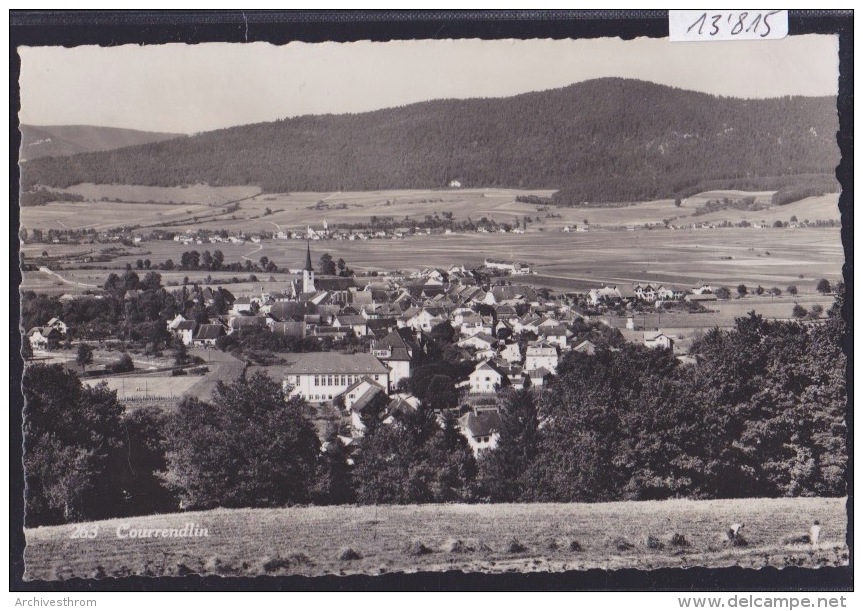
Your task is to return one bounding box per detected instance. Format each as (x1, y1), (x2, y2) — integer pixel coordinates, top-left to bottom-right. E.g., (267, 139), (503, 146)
(21, 79), (838, 204)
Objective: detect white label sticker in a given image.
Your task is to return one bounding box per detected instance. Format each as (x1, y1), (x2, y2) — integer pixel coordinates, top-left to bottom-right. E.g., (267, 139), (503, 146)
(669, 10), (788, 41)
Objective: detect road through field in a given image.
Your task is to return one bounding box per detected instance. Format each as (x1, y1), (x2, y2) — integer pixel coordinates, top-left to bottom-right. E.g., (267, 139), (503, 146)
(37, 266), (98, 288)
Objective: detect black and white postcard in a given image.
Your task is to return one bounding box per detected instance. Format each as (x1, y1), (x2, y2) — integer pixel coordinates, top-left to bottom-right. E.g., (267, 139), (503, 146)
(11, 11), (851, 593)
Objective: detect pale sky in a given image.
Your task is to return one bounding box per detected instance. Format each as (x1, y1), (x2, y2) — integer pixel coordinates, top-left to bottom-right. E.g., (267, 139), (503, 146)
(18, 35), (839, 134)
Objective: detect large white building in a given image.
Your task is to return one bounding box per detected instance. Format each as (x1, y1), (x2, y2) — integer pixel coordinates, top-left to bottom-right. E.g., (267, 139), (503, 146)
(282, 353), (390, 403)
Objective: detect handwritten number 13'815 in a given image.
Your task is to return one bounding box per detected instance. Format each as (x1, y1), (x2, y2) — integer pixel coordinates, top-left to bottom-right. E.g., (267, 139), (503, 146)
(687, 11), (781, 38)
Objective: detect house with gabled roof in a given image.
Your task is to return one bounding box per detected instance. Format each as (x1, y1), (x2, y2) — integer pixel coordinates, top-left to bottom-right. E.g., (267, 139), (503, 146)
(572, 339), (597, 355)
(45, 317), (68, 335)
(342, 376), (387, 412)
(537, 324), (570, 349)
(634, 283), (658, 302)
(587, 285), (622, 305)
(644, 331), (675, 351)
(333, 314), (369, 337)
(525, 342), (558, 373)
(459, 409), (502, 455)
(468, 359), (510, 394)
(523, 366), (554, 387)
(191, 323), (225, 347)
(230, 314), (272, 334)
(27, 326), (61, 349)
(370, 328), (418, 390)
(170, 319), (198, 345)
(457, 332), (497, 352)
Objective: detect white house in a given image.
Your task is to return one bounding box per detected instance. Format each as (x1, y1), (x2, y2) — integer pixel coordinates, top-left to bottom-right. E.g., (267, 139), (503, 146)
(231, 297), (253, 315)
(499, 342), (522, 364)
(644, 331), (675, 351)
(468, 360), (510, 394)
(587, 286), (622, 305)
(457, 332), (497, 352)
(170, 320), (198, 346)
(342, 377), (387, 412)
(282, 353), (390, 403)
(27, 327), (61, 349)
(459, 410), (502, 455)
(525, 343), (558, 374)
(333, 314), (369, 337)
(656, 286), (685, 301)
(524, 366), (554, 387)
(634, 284), (658, 302)
(45, 317), (68, 335)
(537, 325), (569, 349)
(191, 324), (225, 347)
(402, 308), (446, 332)
(370, 329), (417, 390)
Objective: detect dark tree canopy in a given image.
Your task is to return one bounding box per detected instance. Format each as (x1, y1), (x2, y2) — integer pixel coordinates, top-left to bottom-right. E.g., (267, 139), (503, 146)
(163, 371), (320, 509)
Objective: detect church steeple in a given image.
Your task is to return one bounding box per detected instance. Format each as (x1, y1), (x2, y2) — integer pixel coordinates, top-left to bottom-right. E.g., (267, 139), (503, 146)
(302, 240), (315, 293)
(304, 240), (314, 272)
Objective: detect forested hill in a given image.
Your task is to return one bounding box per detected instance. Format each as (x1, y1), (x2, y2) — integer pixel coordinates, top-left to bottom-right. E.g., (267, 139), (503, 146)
(19, 124), (183, 161)
(20, 79), (839, 203)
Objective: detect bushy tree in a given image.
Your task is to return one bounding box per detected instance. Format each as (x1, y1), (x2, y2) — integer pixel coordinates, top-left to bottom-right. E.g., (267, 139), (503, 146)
(115, 406), (178, 516)
(163, 372), (320, 509)
(816, 278), (832, 294)
(311, 426), (355, 505)
(425, 374), (459, 412)
(76, 343), (94, 373)
(319, 253), (337, 276)
(478, 388), (540, 502)
(23, 365), (125, 525)
(354, 403), (476, 504)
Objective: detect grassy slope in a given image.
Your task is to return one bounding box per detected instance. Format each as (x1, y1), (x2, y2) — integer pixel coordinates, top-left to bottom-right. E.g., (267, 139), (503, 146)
(24, 497), (848, 580)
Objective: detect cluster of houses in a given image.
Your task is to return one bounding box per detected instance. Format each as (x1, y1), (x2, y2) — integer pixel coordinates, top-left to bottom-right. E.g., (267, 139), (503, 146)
(26, 318), (68, 349)
(157, 243), (714, 454)
(587, 281), (717, 307)
(29, 242), (723, 456)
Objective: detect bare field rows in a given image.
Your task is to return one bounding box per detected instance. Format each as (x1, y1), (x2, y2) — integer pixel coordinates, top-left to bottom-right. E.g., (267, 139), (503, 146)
(23, 497), (848, 580)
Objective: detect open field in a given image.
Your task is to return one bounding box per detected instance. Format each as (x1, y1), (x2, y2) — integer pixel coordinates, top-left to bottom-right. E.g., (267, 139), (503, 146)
(30, 346), (244, 408)
(20, 186), (839, 233)
(23, 497), (848, 580)
(82, 374), (201, 402)
(23, 226), (843, 298)
(61, 183), (261, 206)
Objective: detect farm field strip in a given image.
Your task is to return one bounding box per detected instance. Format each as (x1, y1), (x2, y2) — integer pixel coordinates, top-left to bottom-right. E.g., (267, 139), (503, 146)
(23, 497), (848, 579)
(21, 187), (839, 233)
(21, 227), (843, 298)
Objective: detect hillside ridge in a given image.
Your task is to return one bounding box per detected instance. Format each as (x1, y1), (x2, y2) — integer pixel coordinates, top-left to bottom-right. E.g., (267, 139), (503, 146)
(20, 78), (839, 203)
(20, 124), (184, 161)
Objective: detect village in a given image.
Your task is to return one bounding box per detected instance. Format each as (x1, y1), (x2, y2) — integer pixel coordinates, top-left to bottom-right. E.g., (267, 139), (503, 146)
(25, 231), (835, 460)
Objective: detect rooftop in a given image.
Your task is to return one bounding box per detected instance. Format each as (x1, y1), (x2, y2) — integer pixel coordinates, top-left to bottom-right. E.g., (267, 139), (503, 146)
(282, 353), (389, 375)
